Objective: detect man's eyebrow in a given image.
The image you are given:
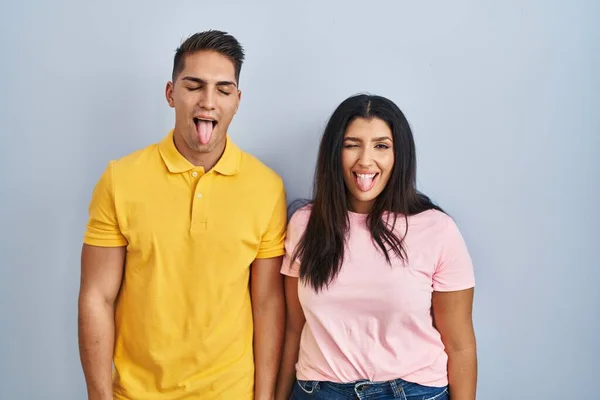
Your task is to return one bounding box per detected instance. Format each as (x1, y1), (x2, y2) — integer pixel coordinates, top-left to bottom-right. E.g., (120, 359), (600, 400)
(216, 80), (237, 87)
(181, 76), (237, 87)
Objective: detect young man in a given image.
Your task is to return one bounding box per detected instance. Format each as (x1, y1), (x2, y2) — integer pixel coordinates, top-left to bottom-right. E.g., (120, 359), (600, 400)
(78, 30), (286, 400)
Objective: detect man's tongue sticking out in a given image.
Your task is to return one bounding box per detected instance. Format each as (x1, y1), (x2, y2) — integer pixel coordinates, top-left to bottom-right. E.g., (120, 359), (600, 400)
(196, 120), (214, 145)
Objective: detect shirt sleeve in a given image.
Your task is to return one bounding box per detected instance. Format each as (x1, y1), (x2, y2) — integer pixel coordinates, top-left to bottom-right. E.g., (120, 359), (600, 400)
(280, 208), (309, 278)
(255, 183), (287, 259)
(83, 161), (128, 247)
(432, 216), (475, 292)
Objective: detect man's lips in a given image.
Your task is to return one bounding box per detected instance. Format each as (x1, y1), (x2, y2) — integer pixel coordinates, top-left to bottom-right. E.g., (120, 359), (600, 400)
(193, 116), (217, 127)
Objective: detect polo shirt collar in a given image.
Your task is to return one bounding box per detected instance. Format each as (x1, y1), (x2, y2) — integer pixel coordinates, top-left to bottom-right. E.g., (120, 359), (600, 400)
(158, 130), (241, 176)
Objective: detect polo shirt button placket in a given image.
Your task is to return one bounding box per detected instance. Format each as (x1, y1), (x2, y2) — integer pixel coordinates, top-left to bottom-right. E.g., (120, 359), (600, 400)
(192, 169), (203, 201)
(190, 171), (208, 231)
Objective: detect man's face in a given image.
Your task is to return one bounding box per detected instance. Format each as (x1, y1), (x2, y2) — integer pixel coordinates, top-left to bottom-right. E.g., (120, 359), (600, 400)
(166, 50), (241, 155)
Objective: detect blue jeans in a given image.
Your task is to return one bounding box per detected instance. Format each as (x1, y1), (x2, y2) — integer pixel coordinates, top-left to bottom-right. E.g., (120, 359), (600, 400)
(291, 378), (448, 400)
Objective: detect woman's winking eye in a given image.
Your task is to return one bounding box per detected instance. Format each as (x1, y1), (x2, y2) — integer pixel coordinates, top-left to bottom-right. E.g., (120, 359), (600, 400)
(342, 140), (391, 149)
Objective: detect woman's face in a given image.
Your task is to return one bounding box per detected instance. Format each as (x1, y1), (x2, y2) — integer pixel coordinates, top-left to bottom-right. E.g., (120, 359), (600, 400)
(341, 117), (395, 214)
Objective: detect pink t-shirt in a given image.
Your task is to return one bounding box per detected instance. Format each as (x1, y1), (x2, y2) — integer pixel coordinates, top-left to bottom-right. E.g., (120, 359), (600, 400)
(280, 205), (475, 387)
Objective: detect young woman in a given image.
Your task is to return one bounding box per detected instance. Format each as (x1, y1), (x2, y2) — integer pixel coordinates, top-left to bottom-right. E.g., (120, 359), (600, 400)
(275, 94), (477, 400)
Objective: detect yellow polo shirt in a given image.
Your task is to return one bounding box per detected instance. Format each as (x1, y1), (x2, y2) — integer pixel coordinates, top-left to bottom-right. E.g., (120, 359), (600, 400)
(83, 130), (287, 399)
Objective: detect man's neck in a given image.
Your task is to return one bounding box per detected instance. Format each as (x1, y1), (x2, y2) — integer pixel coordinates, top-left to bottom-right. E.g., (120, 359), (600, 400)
(173, 134), (226, 172)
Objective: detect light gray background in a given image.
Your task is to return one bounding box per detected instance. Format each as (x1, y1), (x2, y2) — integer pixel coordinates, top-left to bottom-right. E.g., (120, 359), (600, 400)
(1, 0), (598, 398)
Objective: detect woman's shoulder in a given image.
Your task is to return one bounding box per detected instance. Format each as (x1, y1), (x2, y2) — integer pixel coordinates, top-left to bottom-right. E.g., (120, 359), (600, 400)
(412, 208), (451, 224)
(382, 208), (457, 238)
(386, 208), (450, 226)
(406, 209), (467, 244)
(287, 199), (313, 229)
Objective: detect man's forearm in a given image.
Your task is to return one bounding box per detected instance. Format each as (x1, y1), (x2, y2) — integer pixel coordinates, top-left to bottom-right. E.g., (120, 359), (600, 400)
(447, 347), (477, 400)
(253, 299), (285, 400)
(78, 294), (115, 400)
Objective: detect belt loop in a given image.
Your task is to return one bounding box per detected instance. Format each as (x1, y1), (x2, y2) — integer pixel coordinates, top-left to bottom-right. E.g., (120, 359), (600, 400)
(390, 379), (405, 399)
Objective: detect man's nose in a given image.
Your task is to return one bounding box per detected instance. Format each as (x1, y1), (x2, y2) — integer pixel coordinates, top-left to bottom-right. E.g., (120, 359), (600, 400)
(198, 88), (216, 110)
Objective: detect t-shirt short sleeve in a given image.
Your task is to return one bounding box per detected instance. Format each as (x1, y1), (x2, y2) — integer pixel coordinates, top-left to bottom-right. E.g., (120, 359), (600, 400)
(432, 216), (475, 292)
(255, 184), (287, 259)
(83, 161), (128, 247)
(280, 207), (311, 277)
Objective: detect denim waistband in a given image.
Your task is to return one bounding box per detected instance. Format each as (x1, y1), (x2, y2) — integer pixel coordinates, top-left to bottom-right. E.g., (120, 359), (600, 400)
(295, 377), (448, 399)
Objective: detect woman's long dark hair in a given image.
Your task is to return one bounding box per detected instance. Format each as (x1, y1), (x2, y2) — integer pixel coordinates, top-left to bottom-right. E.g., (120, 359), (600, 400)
(292, 94), (443, 292)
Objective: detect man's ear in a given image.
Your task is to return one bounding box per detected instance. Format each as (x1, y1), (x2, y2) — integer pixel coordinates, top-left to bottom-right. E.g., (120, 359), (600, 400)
(165, 81), (175, 108)
(235, 89), (242, 113)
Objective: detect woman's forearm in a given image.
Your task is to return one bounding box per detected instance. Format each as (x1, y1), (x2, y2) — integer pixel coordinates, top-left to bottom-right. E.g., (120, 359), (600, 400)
(274, 330), (302, 400)
(447, 347), (477, 399)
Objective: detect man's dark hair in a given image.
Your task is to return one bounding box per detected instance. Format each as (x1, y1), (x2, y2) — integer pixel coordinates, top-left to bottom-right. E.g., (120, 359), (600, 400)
(172, 30), (245, 84)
